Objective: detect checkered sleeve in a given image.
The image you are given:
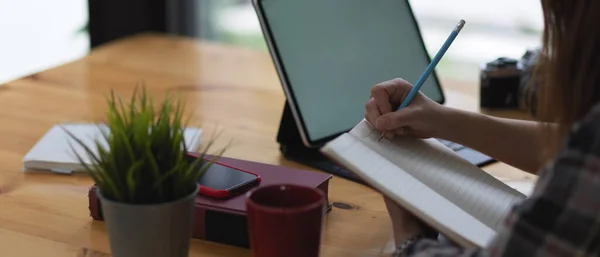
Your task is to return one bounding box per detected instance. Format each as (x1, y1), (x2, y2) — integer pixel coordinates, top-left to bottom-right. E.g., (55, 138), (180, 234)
(396, 103), (600, 257)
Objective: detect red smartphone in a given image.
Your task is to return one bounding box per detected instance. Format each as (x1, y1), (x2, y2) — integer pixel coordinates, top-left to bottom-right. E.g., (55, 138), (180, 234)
(186, 154), (261, 199)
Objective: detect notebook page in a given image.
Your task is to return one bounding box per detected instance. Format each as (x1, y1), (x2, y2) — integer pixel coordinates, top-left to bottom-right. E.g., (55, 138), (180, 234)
(349, 120), (526, 231)
(321, 133), (495, 248)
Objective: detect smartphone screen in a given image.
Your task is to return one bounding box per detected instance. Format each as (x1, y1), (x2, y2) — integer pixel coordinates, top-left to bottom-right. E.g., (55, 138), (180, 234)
(196, 162), (258, 191)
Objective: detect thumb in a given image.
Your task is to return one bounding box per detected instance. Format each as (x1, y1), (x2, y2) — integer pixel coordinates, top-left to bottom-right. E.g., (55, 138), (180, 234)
(375, 109), (415, 131)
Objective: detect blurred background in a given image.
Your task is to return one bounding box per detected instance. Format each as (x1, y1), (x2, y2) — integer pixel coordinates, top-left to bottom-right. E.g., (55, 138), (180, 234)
(0, 0), (543, 85)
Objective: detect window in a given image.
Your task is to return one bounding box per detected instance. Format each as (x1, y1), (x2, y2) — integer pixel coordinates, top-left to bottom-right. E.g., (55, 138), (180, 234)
(410, 0), (543, 81)
(199, 0), (543, 83)
(198, 1), (267, 51)
(0, 1), (542, 85)
(0, 0), (89, 84)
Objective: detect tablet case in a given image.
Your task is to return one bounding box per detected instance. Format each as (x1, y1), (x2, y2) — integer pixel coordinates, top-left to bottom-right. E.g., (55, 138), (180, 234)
(88, 155), (333, 248)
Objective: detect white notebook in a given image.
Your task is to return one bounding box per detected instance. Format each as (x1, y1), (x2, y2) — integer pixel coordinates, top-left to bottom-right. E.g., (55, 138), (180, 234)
(23, 123), (203, 174)
(321, 119), (527, 248)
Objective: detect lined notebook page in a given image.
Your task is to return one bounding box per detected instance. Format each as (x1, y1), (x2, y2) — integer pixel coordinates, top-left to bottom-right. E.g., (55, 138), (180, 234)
(321, 133), (495, 248)
(349, 120), (526, 231)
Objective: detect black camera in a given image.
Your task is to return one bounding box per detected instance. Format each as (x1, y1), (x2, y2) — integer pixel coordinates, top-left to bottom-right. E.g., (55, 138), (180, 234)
(480, 48), (540, 113)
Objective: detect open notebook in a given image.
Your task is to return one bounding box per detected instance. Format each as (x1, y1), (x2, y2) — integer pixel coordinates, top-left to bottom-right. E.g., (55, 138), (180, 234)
(23, 123), (202, 174)
(321, 119), (527, 249)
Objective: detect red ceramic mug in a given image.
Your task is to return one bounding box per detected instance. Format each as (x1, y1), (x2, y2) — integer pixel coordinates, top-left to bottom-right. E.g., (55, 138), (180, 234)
(245, 184), (326, 257)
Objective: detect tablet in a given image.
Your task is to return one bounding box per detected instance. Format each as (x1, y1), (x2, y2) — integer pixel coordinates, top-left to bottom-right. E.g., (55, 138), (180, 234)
(253, 0), (445, 148)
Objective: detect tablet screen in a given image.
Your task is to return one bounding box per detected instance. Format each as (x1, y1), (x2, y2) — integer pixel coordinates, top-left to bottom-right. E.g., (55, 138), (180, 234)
(256, 0), (444, 145)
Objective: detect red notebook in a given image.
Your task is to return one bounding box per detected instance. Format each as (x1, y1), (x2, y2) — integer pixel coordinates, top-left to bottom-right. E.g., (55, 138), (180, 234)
(88, 155), (333, 248)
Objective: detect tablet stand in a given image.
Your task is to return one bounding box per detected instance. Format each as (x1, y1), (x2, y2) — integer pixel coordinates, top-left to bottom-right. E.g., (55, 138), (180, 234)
(276, 102), (365, 184)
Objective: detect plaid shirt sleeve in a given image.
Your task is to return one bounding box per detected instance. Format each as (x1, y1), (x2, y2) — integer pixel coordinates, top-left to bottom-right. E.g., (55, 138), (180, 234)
(395, 103), (600, 257)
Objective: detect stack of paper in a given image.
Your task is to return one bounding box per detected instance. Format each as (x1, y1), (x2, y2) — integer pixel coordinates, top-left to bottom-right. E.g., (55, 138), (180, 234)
(22, 123), (202, 174)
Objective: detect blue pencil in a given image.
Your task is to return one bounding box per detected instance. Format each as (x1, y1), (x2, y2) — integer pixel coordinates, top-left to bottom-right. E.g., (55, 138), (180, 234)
(378, 19), (466, 141)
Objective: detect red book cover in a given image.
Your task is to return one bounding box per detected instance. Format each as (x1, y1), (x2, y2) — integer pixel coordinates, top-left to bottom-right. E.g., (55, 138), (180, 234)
(88, 155), (333, 248)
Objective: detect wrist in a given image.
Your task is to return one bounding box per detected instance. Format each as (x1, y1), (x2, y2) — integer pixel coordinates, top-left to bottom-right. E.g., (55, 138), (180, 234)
(391, 218), (438, 245)
(392, 235), (427, 257)
(432, 105), (463, 140)
(392, 222), (423, 245)
(392, 225), (438, 257)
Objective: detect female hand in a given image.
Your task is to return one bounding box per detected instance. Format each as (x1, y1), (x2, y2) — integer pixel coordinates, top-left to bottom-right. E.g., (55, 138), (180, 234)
(365, 78), (448, 140)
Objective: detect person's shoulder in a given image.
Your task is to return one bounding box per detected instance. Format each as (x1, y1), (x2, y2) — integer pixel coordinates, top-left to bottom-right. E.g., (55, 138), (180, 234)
(565, 102), (600, 153)
(489, 103), (600, 257)
(572, 102), (600, 132)
(529, 101), (600, 197)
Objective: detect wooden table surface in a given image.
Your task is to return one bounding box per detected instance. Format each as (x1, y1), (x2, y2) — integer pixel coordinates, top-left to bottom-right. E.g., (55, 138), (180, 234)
(0, 33), (536, 257)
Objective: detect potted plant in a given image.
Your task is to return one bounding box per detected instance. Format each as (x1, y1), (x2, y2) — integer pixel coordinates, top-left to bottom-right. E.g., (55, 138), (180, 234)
(65, 86), (225, 257)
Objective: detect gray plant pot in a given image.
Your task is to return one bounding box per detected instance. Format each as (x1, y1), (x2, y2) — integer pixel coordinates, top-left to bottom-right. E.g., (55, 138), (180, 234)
(97, 186), (198, 257)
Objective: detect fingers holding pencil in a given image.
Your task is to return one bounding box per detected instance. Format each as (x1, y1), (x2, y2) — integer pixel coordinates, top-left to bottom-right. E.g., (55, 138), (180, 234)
(365, 78), (412, 127)
(367, 19), (465, 142)
(366, 81), (448, 140)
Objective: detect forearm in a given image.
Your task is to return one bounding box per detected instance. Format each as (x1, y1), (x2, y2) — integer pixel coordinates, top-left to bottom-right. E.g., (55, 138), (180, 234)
(438, 107), (547, 174)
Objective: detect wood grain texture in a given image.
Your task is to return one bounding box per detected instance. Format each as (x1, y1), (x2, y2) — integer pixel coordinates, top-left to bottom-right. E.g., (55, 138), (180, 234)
(0, 33), (535, 256)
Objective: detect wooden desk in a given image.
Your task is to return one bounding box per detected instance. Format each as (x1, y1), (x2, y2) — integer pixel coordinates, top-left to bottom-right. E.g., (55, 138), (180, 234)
(0, 33), (535, 257)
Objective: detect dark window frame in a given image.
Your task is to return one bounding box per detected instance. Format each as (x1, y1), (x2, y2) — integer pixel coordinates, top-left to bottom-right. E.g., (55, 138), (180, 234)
(87, 0), (203, 48)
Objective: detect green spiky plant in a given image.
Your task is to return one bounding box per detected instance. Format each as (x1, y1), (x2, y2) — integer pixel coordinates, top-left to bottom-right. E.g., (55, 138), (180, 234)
(64, 86), (226, 204)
